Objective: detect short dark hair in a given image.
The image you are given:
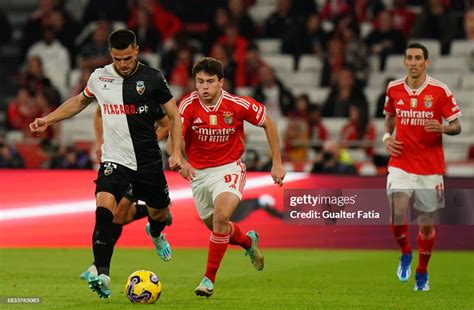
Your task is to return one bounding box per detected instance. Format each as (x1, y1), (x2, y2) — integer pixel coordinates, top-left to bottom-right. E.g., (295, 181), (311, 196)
(405, 42), (429, 60)
(192, 57), (224, 80)
(108, 29), (136, 50)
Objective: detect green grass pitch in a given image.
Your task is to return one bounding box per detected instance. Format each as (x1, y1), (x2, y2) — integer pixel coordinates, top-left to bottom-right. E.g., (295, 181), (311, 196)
(0, 248), (473, 309)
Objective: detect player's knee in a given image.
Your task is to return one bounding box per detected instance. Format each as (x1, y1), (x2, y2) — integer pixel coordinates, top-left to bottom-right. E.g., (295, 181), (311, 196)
(148, 207), (168, 222)
(419, 225), (433, 237)
(212, 211), (230, 227)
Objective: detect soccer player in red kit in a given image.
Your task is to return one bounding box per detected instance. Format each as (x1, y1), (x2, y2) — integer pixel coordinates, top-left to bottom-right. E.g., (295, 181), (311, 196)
(174, 57), (286, 297)
(383, 43), (462, 291)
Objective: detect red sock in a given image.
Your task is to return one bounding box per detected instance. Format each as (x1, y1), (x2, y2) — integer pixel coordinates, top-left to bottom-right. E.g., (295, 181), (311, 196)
(204, 232), (229, 283)
(416, 229), (435, 274)
(391, 224), (412, 255)
(228, 222), (252, 249)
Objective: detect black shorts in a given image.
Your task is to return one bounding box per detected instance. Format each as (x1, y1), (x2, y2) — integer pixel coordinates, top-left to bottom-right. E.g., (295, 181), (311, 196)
(95, 161), (170, 209)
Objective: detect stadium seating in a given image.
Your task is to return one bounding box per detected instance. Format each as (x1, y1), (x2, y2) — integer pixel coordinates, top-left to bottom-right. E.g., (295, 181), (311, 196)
(298, 55), (323, 72)
(450, 40), (474, 56)
(256, 39), (281, 55)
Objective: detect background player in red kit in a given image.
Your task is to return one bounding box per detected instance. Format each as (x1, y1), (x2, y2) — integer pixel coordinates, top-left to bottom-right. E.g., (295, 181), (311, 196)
(175, 57), (286, 297)
(383, 43), (462, 291)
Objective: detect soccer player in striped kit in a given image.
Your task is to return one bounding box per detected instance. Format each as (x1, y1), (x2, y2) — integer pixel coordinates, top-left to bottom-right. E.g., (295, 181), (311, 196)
(30, 29), (183, 298)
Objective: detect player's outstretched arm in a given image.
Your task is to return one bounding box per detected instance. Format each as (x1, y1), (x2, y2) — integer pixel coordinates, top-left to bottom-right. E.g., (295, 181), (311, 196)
(261, 116), (286, 187)
(161, 97), (182, 171)
(30, 93), (94, 135)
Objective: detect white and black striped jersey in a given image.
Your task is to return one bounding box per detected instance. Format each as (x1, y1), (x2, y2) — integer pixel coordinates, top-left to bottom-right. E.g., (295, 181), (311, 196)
(83, 62), (171, 171)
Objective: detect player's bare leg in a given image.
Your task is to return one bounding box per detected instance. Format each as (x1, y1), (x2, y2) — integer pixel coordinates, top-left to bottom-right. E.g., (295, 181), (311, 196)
(389, 192), (412, 282)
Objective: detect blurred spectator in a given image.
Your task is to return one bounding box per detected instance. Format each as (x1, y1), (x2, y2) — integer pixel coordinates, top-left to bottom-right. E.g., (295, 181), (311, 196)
(34, 89), (60, 139)
(311, 141), (356, 174)
(307, 104), (329, 151)
(411, 0), (458, 54)
(286, 13), (329, 64)
(78, 21), (112, 71)
(69, 67), (93, 97)
(20, 0), (58, 60)
(49, 145), (93, 169)
(320, 38), (345, 87)
(292, 0), (318, 17)
(160, 32), (193, 77)
(7, 88), (36, 134)
(47, 10), (81, 62)
(366, 11), (406, 71)
(340, 21), (370, 86)
(214, 23), (249, 87)
(464, 7), (474, 40)
(210, 43), (237, 88)
(263, 0), (298, 39)
(322, 68), (369, 117)
(340, 104), (375, 157)
(26, 27), (70, 98)
(253, 65), (295, 120)
(289, 94), (311, 119)
(0, 143), (25, 169)
(128, 0), (182, 44)
(227, 0), (256, 39)
(204, 7), (231, 53)
(0, 9), (12, 46)
(241, 43), (266, 87)
(387, 0), (417, 38)
(353, 0), (385, 22)
(320, 0), (353, 21)
(20, 56), (60, 105)
(83, 0), (129, 24)
(374, 77), (395, 118)
(131, 8), (161, 52)
(283, 118), (308, 162)
(160, 0), (220, 23)
(169, 47), (193, 88)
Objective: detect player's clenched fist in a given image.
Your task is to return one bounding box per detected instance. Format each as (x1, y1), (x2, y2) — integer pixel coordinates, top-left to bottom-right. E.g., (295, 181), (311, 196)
(29, 117), (48, 135)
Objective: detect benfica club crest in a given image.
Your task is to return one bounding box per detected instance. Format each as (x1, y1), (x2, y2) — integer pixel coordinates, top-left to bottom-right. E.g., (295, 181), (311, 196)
(423, 95), (433, 108)
(136, 80), (145, 95)
(222, 111), (233, 125)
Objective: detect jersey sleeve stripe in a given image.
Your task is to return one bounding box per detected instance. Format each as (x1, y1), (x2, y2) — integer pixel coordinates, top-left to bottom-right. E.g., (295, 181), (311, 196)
(223, 94), (250, 109)
(257, 106), (267, 127)
(178, 94), (197, 114)
(83, 87), (95, 98)
(446, 111), (462, 122)
(428, 79), (452, 97)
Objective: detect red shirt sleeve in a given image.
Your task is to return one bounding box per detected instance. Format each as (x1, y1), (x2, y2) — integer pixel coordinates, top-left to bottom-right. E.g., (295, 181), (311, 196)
(383, 86), (395, 115)
(240, 97), (266, 127)
(442, 92), (462, 122)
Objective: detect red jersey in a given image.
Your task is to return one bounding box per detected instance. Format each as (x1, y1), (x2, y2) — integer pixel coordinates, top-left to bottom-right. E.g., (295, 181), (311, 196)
(178, 90), (267, 169)
(384, 76), (462, 175)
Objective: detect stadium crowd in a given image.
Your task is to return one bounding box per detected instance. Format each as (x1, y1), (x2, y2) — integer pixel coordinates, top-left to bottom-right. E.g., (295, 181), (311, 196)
(1, 0), (473, 174)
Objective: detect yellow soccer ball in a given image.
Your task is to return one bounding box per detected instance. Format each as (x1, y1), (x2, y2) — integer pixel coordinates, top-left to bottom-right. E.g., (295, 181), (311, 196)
(125, 270), (162, 304)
